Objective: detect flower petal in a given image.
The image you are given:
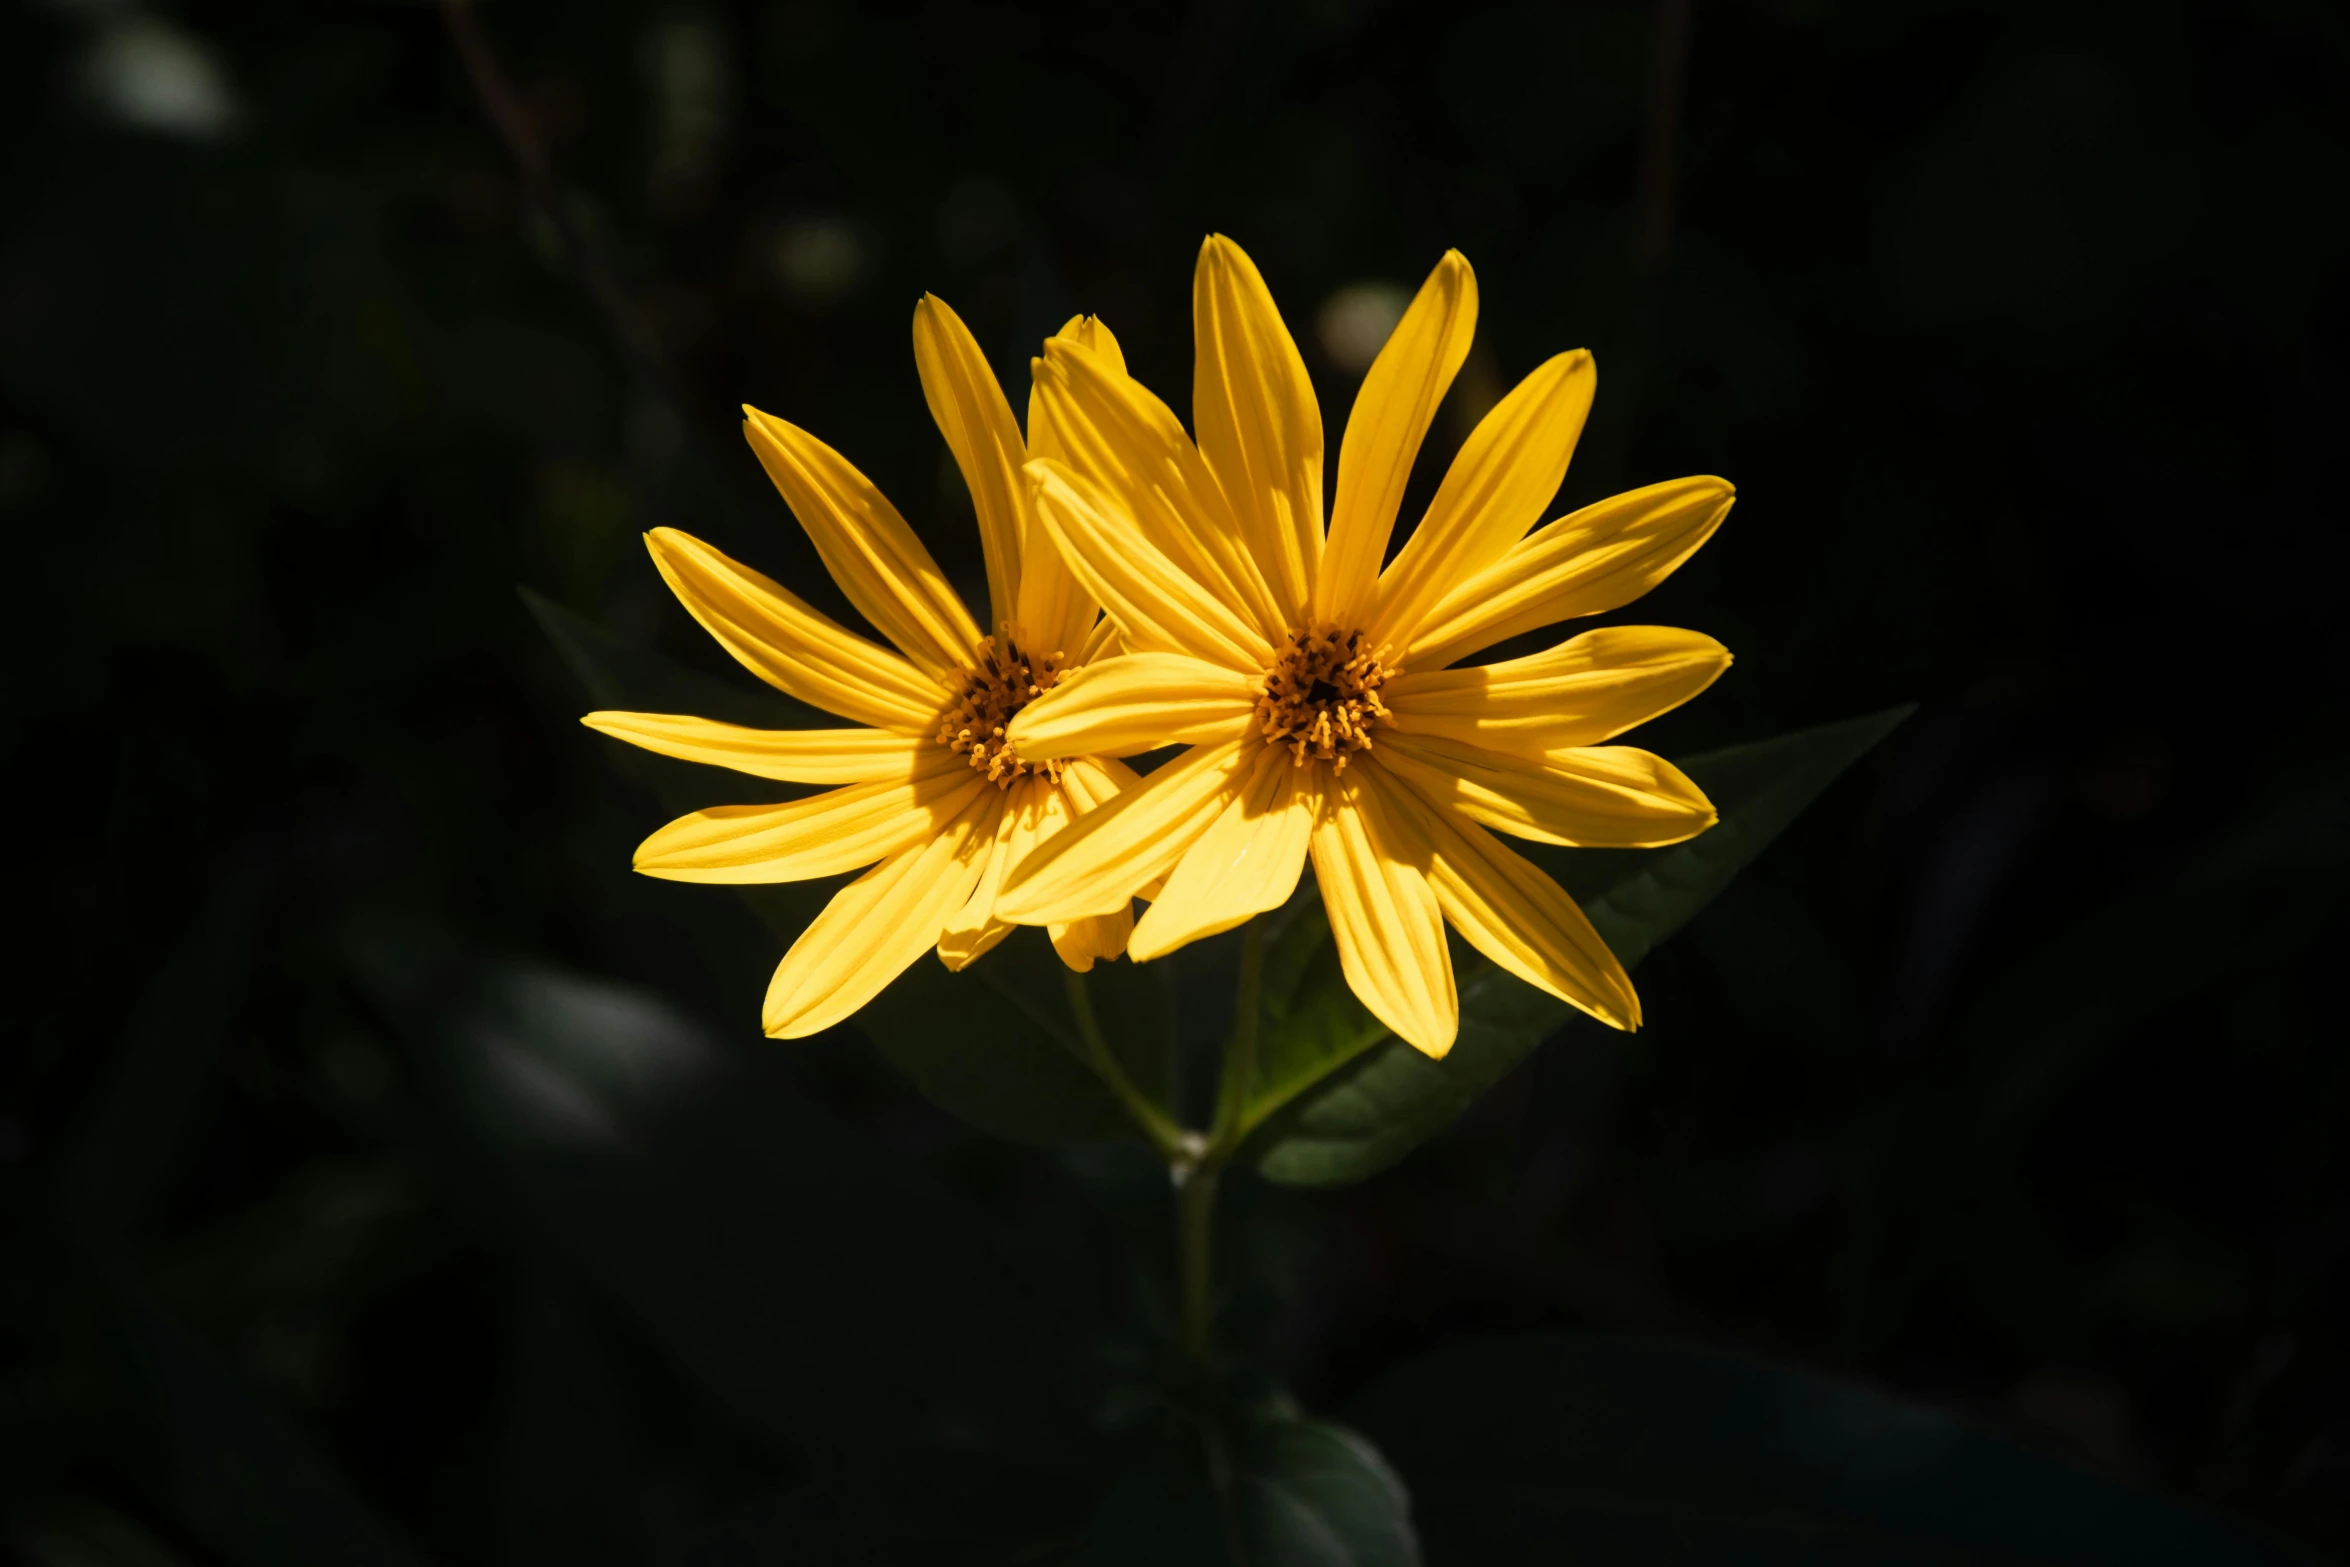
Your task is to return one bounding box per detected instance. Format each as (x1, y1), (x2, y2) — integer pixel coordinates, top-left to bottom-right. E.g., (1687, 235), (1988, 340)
(1007, 652), (1261, 761)
(633, 758), (986, 883)
(1192, 235), (1322, 626)
(582, 713), (932, 783)
(1383, 625), (1730, 756)
(1310, 766), (1457, 1058)
(1058, 753), (1141, 814)
(1377, 730), (1715, 848)
(1028, 461), (1272, 671)
(645, 528), (946, 734)
(1129, 745), (1318, 961)
(1024, 778), (1134, 968)
(996, 737), (1256, 923)
(763, 788), (1003, 1038)
(1016, 317), (1119, 663)
(1370, 349), (1594, 648)
(912, 294), (1026, 632)
(1318, 251), (1478, 626)
(741, 407), (983, 682)
(937, 777), (1030, 972)
(1030, 336), (1289, 641)
(1406, 476), (1733, 670)
(1362, 760), (1639, 1031)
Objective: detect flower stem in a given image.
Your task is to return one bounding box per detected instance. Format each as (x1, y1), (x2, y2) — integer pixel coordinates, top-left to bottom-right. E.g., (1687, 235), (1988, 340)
(1175, 921), (1270, 1364)
(1178, 1163), (1220, 1359)
(1063, 968), (1186, 1160)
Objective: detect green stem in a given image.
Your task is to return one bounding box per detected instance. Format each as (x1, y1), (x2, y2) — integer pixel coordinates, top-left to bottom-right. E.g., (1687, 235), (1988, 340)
(1179, 1164), (1220, 1359)
(1175, 922), (1270, 1364)
(1063, 968), (1187, 1160)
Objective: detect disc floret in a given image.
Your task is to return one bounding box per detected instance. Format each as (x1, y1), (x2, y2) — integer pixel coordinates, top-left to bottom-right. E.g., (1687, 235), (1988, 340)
(1255, 624), (1393, 770)
(941, 627), (1066, 787)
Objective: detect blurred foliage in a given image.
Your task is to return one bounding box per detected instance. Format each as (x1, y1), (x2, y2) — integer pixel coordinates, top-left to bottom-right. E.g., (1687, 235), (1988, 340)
(3, 0), (2345, 1562)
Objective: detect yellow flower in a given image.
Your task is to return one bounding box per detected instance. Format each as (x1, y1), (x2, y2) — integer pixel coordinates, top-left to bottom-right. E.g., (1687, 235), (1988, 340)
(585, 302), (1140, 1038)
(995, 237), (1735, 1058)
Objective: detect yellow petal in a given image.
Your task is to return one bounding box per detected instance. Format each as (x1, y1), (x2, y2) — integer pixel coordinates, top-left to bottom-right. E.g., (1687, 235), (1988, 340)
(1077, 613), (1121, 665)
(1058, 753), (1141, 815)
(1406, 476), (1733, 670)
(1030, 337), (1288, 641)
(763, 789), (1002, 1038)
(937, 777), (1030, 971)
(995, 738), (1256, 922)
(1383, 625), (1730, 756)
(1361, 760), (1639, 1031)
(1192, 235), (1322, 625)
(1309, 767), (1457, 1058)
(1129, 746), (1317, 961)
(1027, 461), (1271, 671)
(634, 758), (986, 883)
(582, 713), (932, 783)
(1007, 653), (1260, 761)
(1050, 908), (1133, 971)
(1370, 349), (1594, 648)
(912, 295), (1025, 632)
(1318, 251), (1478, 626)
(1023, 317), (1123, 661)
(645, 528), (946, 735)
(1377, 731), (1715, 849)
(1040, 764), (1141, 962)
(741, 407), (983, 683)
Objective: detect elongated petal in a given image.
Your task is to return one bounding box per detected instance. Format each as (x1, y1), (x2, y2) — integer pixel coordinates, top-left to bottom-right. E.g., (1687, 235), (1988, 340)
(1031, 337), (1289, 641)
(1310, 768), (1457, 1058)
(763, 790), (1002, 1038)
(1319, 251), (1477, 625)
(1406, 476), (1733, 670)
(1193, 236), (1322, 624)
(646, 528), (945, 734)
(1028, 461), (1271, 671)
(1014, 317), (1116, 663)
(1021, 778), (1133, 968)
(1383, 625), (1730, 756)
(742, 407), (983, 682)
(937, 777), (1029, 971)
(582, 713), (931, 783)
(1007, 653), (1261, 761)
(1362, 761), (1639, 1031)
(996, 738), (1255, 922)
(634, 759), (985, 883)
(1058, 753), (1141, 815)
(912, 295), (1025, 631)
(1370, 349), (1593, 647)
(1129, 746), (1317, 961)
(1377, 730), (1714, 848)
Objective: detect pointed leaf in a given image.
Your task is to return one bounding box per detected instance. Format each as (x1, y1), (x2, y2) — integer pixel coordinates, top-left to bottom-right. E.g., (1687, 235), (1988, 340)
(1247, 707), (1914, 1186)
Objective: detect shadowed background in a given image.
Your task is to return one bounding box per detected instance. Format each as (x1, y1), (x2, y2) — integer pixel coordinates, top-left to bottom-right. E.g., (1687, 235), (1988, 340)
(3, 0), (2345, 1561)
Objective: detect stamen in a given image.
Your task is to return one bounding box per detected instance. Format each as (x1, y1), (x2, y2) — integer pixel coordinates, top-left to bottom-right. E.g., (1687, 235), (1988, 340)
(938, 625), (1066, 788)
(1254, 624), (1393, 771)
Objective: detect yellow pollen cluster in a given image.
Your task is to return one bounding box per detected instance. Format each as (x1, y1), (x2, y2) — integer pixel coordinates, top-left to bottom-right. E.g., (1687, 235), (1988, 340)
(1256, 625), (1392, 771)
(940, 627), (1065, 788)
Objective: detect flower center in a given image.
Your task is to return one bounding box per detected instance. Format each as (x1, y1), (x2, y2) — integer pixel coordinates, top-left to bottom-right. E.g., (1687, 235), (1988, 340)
(940, 627), (1065, 788)
(1256, 625), (1392, 770)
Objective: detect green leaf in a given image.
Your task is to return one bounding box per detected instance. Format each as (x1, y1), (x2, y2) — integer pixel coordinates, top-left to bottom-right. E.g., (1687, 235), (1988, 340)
(359, 943), (1098, 1462)
(1347, 1333), (2297, 1564)
(523, 587), (1152, 1146)
(117, 1288), (407, 1567)
(1080, 1416), (1420, 1567)
(1246, 706), (1914, 1187)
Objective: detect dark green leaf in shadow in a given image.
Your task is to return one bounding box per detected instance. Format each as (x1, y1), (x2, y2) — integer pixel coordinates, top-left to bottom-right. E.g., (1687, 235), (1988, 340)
(1081, 1416), (1420, 1567)
(1247, 707), (1915, 1186)
(525, 587), (1155, 1146)
(117, 1289), (406, 1567)
(1347, 1333), (2300, 1565)
(367, 946), (1092, 1462)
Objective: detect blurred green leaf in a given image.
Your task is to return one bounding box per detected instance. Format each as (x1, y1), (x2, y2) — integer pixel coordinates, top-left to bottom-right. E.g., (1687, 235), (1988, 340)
(1347, 1333), (2297, 1564)
(360, 943), (1095, 1462)
(1080, 1416), (1419, 1567)
(1246, 707), (1915, 1186)
(526, 588), (1156, 1146)
(117, 1289), (405, 1567)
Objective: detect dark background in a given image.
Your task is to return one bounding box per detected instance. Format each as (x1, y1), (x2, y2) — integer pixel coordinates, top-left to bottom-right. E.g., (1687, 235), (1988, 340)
(5, 0), (2346, 1560)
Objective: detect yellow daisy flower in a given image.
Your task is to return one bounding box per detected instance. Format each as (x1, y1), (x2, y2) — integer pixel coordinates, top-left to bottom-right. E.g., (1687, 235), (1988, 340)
(585, 301), (1139, 1039)
(994, 237), (1735, 1058)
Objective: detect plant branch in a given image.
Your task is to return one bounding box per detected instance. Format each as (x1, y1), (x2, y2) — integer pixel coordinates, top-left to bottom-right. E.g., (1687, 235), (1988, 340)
(1063, 968), (1188, 1161)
